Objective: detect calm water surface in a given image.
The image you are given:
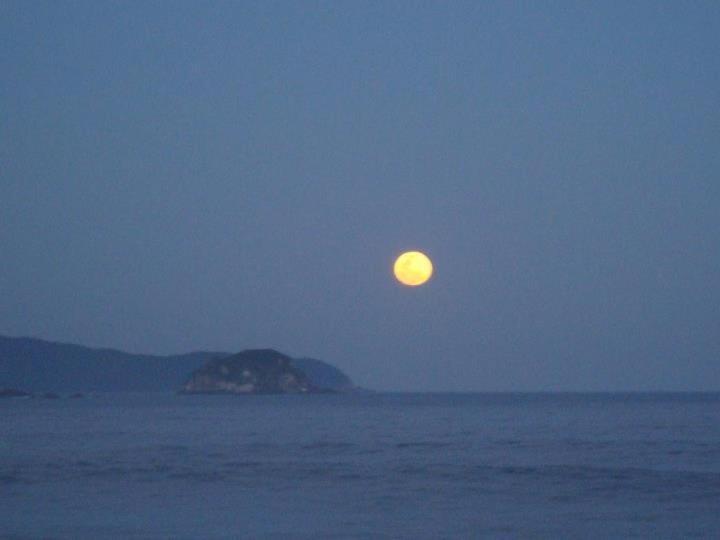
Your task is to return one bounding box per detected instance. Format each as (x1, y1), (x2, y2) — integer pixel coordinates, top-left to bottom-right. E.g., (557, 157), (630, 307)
(2, 393), (720, 538)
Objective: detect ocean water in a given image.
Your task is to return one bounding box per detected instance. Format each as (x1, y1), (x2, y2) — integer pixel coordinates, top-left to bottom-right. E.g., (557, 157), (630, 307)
(2, 393), (720, 539)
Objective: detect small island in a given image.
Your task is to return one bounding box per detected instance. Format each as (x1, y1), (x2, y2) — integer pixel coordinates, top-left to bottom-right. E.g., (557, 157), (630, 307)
(0, 388), (32, 398)
(181, 349), (321, 394)
(0, 388), (83, 399)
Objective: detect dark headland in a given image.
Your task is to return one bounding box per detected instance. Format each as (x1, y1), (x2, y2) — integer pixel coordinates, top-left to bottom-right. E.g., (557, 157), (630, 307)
(182, 349), (320, 394)
(0, 335), (357, 395)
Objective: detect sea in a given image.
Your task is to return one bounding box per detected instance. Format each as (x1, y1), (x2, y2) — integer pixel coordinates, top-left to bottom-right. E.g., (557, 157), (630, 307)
(1, 392), (720, 539)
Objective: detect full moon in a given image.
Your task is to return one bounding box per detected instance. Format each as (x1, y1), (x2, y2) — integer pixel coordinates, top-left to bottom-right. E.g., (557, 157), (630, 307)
(393, 251), (433, 286)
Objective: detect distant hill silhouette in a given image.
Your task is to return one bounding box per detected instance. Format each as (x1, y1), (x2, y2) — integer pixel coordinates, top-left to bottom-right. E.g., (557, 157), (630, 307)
(182, 349), (316, 394)
(0, 335), (355, 393)
(293, 357), (354, 391)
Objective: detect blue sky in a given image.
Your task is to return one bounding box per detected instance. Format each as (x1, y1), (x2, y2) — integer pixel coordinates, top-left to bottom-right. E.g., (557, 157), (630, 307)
(2, 1), (719, 390)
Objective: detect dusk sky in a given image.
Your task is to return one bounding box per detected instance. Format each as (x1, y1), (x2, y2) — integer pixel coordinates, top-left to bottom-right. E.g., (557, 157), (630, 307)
(2, 1), (719, 391)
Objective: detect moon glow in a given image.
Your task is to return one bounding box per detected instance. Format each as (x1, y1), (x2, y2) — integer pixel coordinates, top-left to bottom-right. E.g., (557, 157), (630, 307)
(393, 251), (433, 286)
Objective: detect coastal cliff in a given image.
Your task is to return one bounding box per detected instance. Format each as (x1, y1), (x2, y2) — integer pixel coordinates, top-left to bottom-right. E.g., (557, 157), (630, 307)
(181, 349), (316, 394)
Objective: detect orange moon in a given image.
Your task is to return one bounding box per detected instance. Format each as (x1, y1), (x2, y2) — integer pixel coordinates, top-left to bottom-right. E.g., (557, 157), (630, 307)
(393, 251), (433, 286)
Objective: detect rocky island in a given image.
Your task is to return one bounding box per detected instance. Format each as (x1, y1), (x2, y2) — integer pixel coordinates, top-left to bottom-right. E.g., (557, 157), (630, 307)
(181, 349), (321, 394)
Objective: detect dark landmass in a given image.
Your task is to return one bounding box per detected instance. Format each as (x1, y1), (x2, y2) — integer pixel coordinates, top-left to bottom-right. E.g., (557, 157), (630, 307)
(0, 388), (32, 398)
(292, 357), (354, 392)
(182, 349), (318, 394)
(0, 335), (357, 393)
(0, 388), (82, 399)
(0, 335), (217, 392)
